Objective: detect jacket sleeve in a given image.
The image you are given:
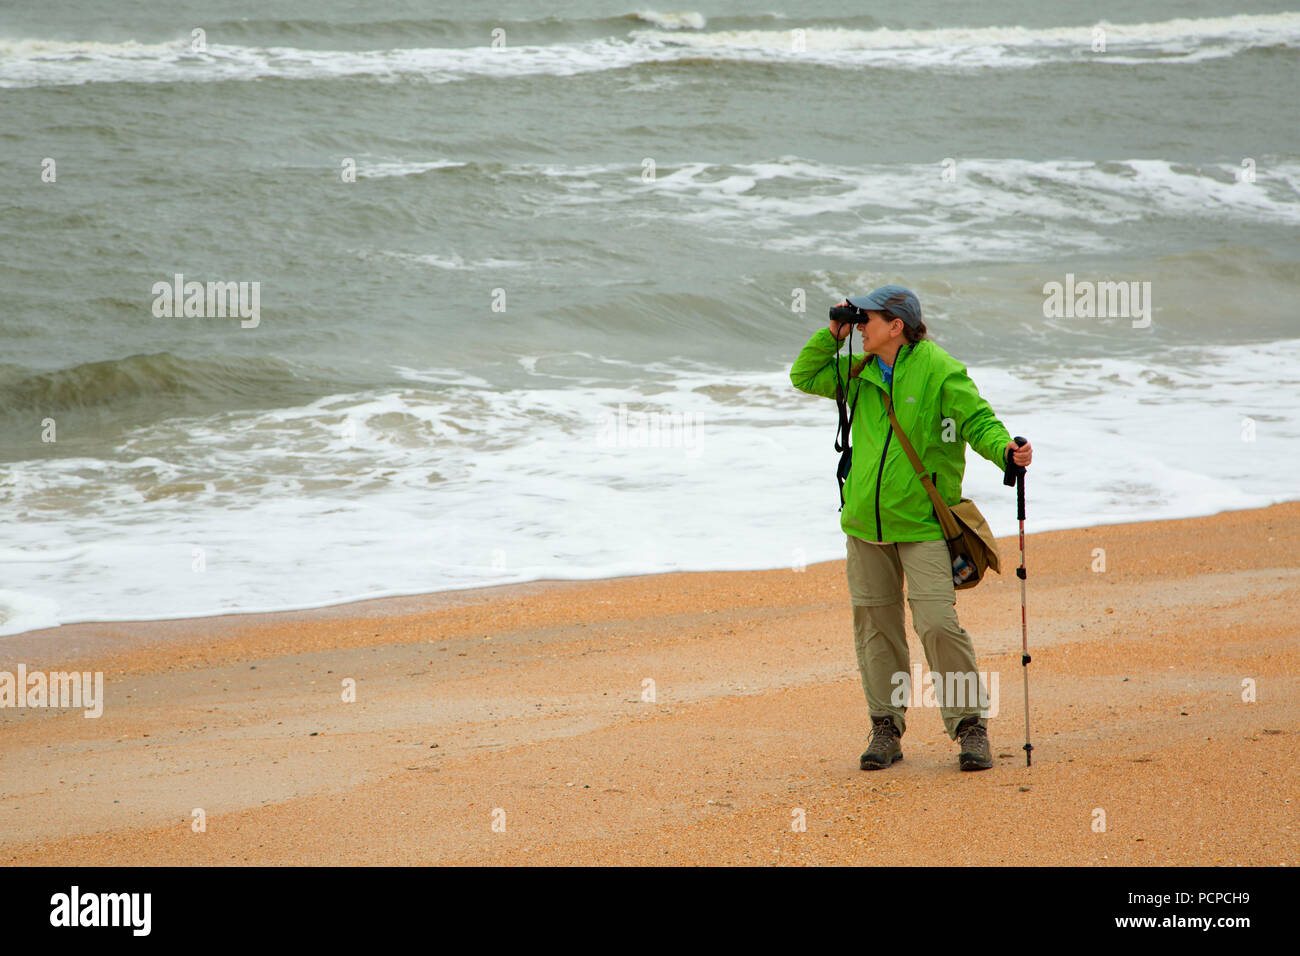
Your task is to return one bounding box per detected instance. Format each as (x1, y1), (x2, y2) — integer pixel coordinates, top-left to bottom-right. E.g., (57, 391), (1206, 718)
(790, 326), (856, 399)
(941, 366), (1012, 470)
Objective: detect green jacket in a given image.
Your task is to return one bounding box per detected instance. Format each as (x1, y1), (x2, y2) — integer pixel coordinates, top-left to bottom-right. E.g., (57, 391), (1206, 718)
(790, 327), (1012, 543)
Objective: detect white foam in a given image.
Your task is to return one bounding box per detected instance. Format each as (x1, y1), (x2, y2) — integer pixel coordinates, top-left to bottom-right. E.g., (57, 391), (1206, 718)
(356, 159), (467, 179)
(516, 155), (1300, 264)
(391, 366), (495, 387)
(5, 338), (1300, 634)
(634, 10), (707, 31)
(634, 12), (1300, 69)
(0, 590), (60, 637)
(371, 249), (531, 271)
(0, 38), (187, 59)
(0, 36), (652, 88)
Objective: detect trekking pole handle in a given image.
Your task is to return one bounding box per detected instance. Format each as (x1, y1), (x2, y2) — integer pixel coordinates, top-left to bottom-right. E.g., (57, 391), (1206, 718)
(1002, 437), (1027, 485)
(1003, 436), (1027, 521)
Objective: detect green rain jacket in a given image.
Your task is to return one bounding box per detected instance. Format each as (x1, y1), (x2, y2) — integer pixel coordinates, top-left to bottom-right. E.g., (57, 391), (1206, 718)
(790, 327), (1012, 543)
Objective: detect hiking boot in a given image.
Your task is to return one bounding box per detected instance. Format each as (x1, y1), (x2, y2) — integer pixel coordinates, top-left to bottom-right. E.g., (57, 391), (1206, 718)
(860, 715), (903, 770)
(955, 716), (993, 771)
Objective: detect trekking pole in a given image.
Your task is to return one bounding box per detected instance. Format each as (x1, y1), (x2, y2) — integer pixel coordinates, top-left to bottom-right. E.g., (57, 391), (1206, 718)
(1003, 437), (1032, 766)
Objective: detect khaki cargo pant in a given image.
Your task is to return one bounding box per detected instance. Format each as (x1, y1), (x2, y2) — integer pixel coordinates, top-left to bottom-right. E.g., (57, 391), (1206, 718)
(846, 535), (990, 740)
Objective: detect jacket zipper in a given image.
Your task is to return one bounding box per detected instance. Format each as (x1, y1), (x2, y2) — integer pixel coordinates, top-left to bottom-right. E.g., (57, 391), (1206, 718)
(874, 430), (891, 541)
(873, 344), (911, 541)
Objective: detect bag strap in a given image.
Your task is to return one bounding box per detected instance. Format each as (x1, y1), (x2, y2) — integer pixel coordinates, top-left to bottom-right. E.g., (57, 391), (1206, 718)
(884, 394), (962, 541)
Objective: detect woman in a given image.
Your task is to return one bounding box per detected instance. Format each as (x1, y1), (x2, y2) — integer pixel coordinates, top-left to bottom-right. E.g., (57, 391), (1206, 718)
(790, 285), (1033, 772)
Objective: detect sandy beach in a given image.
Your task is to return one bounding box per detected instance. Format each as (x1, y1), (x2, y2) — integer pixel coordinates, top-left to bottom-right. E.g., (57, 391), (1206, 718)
(1, 503), (1296, 866)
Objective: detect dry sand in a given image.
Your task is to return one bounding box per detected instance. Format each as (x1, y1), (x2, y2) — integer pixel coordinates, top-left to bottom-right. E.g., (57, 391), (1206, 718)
(1, 503), (1296, 866)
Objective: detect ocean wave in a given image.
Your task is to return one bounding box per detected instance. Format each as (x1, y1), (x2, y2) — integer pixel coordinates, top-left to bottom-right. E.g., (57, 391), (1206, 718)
(387, 154), (1300, 265)
(203, 9), (712, 44)
(338, 153), (1300, 218)
(2, 12), (1296, 88)
(355, 159), (468, 179)
(656, 156), (1300, 261)
(369, 250), (532, 271)
(632, 10), (706, 31)
(639, 12), (1300, 52)
(0, 352), (314, 413)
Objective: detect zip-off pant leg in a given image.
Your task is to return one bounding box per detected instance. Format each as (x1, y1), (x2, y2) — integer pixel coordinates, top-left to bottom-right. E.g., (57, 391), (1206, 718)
(846, 536), (910, 735)
(847, 536), (990, 740)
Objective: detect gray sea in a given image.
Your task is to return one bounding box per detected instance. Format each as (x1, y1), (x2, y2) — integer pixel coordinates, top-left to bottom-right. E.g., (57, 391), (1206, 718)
(2, 0), (1299, 633)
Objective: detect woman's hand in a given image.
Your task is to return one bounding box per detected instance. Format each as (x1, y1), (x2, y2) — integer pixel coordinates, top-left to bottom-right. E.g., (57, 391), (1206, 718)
(1005, 439), (1033, 467)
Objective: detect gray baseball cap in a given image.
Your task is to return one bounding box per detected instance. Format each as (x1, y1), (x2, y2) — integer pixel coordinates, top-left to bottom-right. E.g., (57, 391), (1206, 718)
(846, 285), (923, 329)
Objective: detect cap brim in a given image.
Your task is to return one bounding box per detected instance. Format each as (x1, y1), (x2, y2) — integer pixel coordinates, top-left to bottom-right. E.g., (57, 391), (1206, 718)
(845, 294), (921, 328)
(845, 294), (887, 311)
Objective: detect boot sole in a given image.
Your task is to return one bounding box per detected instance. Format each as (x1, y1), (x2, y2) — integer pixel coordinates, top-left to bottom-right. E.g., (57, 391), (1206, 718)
(860, 752), (903, 771)
(959, 754), (993, 771)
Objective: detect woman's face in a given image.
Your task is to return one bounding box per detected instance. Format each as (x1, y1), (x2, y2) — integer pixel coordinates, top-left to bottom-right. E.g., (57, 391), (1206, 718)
(857, 309), (901, 354)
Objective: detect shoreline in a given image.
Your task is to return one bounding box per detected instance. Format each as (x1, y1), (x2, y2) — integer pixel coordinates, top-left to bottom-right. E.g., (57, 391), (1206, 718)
(9, 493), (1300, 649)
(6, 496), (1295, 668)
(1, 501), (1296, 865)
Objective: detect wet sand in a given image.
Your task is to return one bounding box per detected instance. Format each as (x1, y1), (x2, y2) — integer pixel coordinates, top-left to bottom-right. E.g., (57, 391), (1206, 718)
(1, 503), (1296, 865)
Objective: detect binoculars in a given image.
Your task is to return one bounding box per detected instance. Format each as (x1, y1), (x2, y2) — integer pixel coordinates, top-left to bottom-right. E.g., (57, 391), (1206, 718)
(829, 304), (864, 326)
